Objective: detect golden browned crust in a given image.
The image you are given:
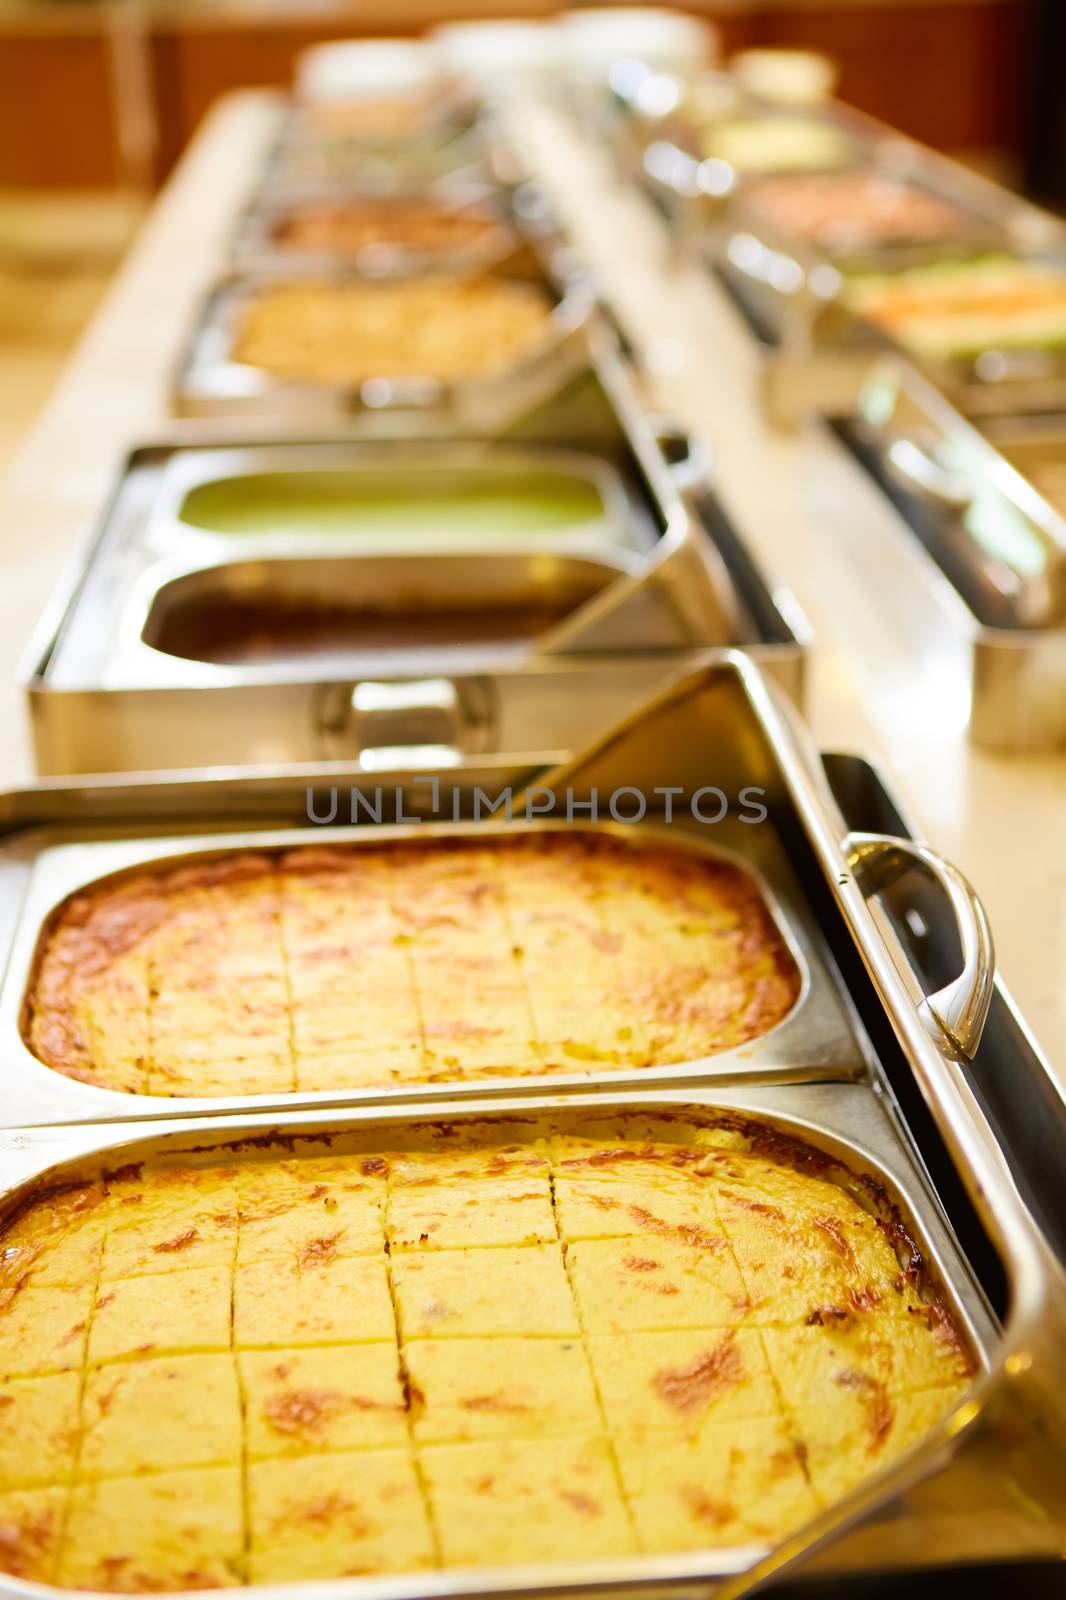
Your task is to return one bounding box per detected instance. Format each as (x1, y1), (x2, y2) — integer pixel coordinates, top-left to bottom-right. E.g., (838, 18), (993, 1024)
(0, 1111), (975, 1589)
(231, 275), (553, 386)
(23, 834), (802, 1098)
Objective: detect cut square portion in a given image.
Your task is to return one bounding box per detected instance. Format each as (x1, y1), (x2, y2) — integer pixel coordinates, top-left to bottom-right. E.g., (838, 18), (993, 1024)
(290, 992), (420, 1055)
(0, 1195), (105, 1291)
(407, 1337), (600, 1443)
(72, 952), (150, 1093)
(295, 1047), (422, 1091)
(760, 1320), (974, 1413)
(418, 988), (539, 1077)
(566, 1237), (748, 1333)
(388, 1145), (550, 1188)
(422, 1436), (636, 1566)
(553, 1174), (724, 1246)
(616, 1415), (818, 1551)
(240, 1345), (408, 1458)
(235, 1253), (395, 1346)
(790, 1388), (965, 1508)
(59, 1466), (244, 1591)
(392, 1246), (578, 1339)
(0, 1487), (66, 1583)
(0, 1373), (80, 1487)
(387, 1177), (556, 1251)
(279, 854), (408, 995)
(80, 1354), (242, 1479)
(716, 1181), (926, 1325)
(422, 1039), (545, 1079)
(0, 1285), (89, 1378)
(100, 1173), (238, 1280)
(589, 1330), (778, 1441)
(237, 1161), (384, 1266)
(148, 1052), (294, 1098)
(248, 1449), (434, 1581)
(88, 1266), (231, 1365)
(531, 985), (649, 1070)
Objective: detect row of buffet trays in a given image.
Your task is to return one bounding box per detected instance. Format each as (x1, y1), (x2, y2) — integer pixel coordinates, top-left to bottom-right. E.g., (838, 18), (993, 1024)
(603, 60), (1066, 751)
(2, 32), (1065, 1600)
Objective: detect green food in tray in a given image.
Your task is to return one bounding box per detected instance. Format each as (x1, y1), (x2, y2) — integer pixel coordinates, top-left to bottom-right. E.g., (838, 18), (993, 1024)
(179, 466), (608, 544)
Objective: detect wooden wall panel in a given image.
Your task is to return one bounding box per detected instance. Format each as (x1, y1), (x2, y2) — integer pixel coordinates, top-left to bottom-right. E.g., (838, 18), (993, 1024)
(0, 33), (119, 187)
(755, 3), (1036, 152)
(0, 1), (1041, 188)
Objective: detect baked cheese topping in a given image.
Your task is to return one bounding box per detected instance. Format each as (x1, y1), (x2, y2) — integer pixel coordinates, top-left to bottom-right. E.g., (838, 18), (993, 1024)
(24, 834), (801, 1097)
(0, 1113), (973, 1589)
(231, 275), (553, 386)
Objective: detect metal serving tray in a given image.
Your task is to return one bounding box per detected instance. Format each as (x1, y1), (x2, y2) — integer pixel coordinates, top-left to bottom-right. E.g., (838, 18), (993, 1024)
(25, 352), (808, 773)
(615, 70), (1060, 257)
(617, 78), (1066, 428)
(171, 250), (593, 423)
(0, 1077), (1061, 1593)
(0, 807), (866, 1128)
(260, 96), (493, 200)
(230, 170), (571, 284)
(984, 409), (1066, 518)
(0, 653), (992, 1134)
(813, 359), (1066, 751)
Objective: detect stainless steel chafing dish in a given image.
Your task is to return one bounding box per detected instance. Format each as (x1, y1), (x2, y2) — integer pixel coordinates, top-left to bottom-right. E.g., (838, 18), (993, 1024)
(0, 653), (991, 1123)
(984, 409), (1066, 521)
(232, 93), (567, 282)
(260, 91), (494, 199)
(721, 239), (1066, 431)
(611, 74), (1066, 428)
(229, 175), (558, 281)
(613, 69), (1056, 253)
(171, 248), (593, 423)
(814, 358), (1066, 751)
(24, 351), (808, 774)
(0, 656), (1064, 1593)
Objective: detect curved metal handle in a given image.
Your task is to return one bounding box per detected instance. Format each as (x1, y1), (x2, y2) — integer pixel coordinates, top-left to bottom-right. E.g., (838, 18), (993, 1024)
(646, 415), (713, 494)
(844, 831), (995, 1060)
(884, 436), (973, 512)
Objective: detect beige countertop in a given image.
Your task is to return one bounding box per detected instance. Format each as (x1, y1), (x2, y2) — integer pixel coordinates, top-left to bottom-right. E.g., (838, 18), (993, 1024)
(0, 89), (1062, 1079)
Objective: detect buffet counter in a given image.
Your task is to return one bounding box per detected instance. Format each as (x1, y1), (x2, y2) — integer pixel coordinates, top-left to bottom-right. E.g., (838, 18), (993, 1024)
(0, 88), (1060, 1081)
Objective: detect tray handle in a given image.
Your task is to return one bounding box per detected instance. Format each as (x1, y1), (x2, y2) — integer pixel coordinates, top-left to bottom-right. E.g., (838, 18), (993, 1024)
(844, 831), (995, 1060)
(883, 435), (973, 511)
(645, 415), (713, 494)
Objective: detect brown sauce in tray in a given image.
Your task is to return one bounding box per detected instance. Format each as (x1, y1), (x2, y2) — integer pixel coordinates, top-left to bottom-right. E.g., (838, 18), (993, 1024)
(147, 595), (576, 664)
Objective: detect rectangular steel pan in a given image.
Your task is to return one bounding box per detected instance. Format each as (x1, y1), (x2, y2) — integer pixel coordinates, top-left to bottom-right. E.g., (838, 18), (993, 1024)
(620, 82), (1066, 428)
(230, 162), (572, 284)
(0, 800), (867, 1128)
(24, 351), (809, 774)
(0, 653), (991, 1133)
(170, 249), (595, 425)
(0, 1082), (1060, 1596)
(258, 96), (495, 201)
(809, 360), (1066, 751)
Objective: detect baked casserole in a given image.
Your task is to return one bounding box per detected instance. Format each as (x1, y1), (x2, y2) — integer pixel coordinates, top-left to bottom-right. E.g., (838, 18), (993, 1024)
(23, 834), (801, 1096)
(0, 1111), (974, 1590)
(231, 275), (553, 386)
